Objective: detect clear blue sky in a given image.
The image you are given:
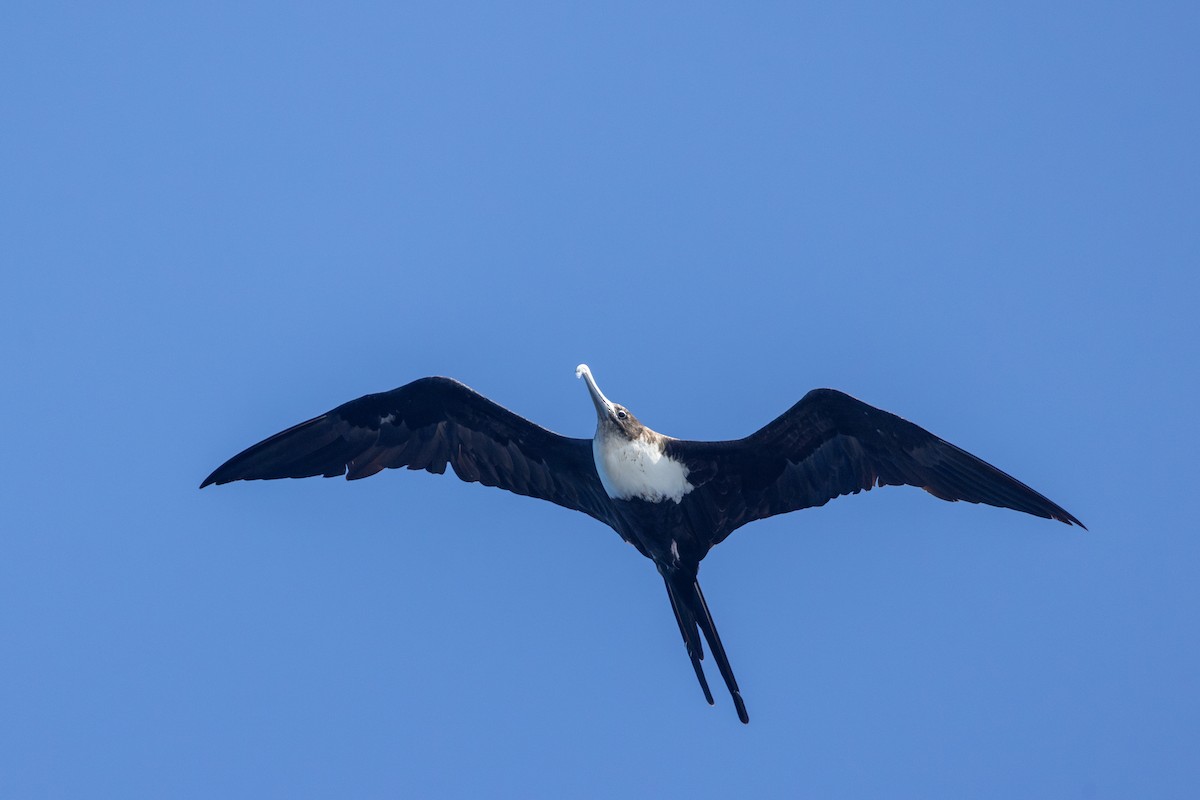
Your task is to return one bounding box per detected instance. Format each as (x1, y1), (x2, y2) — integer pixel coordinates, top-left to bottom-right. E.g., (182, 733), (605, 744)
(2, 2), (1197, 798)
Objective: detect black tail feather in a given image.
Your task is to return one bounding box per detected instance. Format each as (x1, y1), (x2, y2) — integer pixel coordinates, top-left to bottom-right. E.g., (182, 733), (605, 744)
(660, 566), (749, 724)
(662, 575), (715, 706)
(691, 579), (749, 724)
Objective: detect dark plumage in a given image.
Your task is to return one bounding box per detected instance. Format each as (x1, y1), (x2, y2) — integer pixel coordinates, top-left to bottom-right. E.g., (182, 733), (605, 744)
(203, 377), (610, 520)
(202, 367), (1083, 723)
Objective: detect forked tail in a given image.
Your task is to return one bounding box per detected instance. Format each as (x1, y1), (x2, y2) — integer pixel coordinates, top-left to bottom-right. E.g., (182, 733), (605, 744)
(660, 565), (750, 724)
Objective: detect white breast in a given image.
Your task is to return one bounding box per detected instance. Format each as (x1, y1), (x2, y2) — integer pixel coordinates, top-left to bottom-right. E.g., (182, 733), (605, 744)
(592, 433), (694, 503)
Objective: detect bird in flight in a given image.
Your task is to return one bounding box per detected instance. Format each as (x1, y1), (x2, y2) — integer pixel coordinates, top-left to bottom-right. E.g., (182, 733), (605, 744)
(202, 364), (1084, 723)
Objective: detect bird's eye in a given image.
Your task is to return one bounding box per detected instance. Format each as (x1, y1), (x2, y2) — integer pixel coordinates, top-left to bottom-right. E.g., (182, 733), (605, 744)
(617, 409), (627, 420)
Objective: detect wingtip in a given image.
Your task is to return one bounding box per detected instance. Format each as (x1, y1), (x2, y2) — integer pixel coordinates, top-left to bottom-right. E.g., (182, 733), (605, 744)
(199, 468), (225, 489)
(1053, 506), (1086, 530)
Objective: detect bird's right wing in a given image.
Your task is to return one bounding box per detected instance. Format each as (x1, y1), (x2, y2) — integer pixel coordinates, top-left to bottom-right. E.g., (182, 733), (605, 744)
(201, 377), (613, 524)
(667, 388), (1084, 548)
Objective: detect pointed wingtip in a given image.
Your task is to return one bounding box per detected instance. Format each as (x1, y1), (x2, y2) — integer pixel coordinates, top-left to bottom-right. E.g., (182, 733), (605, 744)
(199, 466), (227, 489)
(1056, 509), (1086, 530)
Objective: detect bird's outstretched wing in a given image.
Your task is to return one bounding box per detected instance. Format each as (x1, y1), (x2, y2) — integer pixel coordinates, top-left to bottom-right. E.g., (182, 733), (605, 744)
(666, 388), (1085, 548)
(201, 377), (612, 523)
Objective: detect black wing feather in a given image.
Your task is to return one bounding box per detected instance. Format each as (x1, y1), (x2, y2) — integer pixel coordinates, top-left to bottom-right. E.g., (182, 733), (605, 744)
(667, 388), (1084, 548)
(201, 377), (611, 523)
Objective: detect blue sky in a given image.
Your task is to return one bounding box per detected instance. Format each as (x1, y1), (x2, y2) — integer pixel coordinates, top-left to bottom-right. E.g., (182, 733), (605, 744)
(2, 1), (1197, 797)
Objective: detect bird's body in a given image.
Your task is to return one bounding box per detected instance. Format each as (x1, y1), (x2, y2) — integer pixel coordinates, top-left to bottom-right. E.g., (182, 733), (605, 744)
(202, 364), (1083, 724)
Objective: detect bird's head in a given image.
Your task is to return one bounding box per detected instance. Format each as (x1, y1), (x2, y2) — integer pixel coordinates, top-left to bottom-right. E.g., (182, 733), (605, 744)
(576, 364), (644, 440)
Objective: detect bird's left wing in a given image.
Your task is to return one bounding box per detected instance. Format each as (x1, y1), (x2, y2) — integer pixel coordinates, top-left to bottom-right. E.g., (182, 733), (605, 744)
(201, 377), (612, 523)
(666, 388), (1084, 549)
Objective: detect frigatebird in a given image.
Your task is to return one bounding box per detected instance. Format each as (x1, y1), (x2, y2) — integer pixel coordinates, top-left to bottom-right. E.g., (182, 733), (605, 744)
(201, 364), (1084, 723)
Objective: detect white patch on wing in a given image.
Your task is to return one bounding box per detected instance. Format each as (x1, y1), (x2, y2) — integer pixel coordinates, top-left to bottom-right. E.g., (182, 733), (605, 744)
(379, 414), (396, 425)
(592, 433), (694, 503)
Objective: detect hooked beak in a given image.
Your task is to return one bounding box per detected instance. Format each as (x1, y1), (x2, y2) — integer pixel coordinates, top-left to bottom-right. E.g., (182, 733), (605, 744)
(575, 364), (614, 419)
